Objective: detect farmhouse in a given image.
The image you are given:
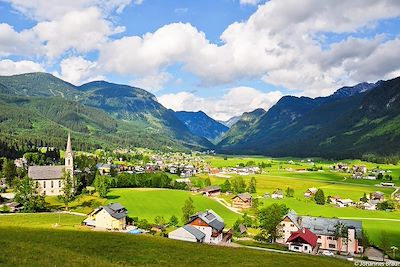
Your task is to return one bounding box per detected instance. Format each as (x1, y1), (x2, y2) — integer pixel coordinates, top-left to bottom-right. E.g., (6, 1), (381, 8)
(83, 203), (128, 230)
(28, 133), (74, 196)
(304, 188), (318, 198)
(232, 193), (253, 209)
(272, 189), (283, 199)
(169, 210), (225, 244)
(277, 211), (363, 255)
(200, 186), (221, 197)
(287, 228), (318, 254)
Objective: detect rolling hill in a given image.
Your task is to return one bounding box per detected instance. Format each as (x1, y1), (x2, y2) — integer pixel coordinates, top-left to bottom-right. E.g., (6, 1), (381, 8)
(0, 73), (212, 154)
(218, 78), (400, 159)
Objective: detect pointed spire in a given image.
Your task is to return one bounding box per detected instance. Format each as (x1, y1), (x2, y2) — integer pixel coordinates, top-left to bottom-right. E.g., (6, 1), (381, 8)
(66, 132), (72, 153)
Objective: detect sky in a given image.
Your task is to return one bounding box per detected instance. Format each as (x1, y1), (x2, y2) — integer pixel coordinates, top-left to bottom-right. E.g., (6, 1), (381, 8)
(1, 0), (400, 120)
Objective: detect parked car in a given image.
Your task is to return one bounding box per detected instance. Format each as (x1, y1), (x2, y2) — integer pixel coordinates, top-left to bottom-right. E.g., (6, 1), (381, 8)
(321, 250), (334, 257)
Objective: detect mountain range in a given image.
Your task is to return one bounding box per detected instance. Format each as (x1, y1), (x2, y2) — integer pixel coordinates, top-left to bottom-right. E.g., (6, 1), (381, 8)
(0, 72), (211, 152)
(0, 72), (399, 159)
(218, 78), (400, 159)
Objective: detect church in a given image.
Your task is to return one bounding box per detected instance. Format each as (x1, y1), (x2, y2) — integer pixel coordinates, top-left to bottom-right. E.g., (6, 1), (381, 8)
(28, 133), (74, 196)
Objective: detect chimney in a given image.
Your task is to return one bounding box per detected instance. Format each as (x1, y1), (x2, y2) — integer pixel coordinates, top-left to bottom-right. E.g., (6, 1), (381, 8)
(302, 228), (306, 234)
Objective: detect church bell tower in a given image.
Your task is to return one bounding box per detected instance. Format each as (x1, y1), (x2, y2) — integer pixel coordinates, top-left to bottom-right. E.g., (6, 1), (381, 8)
(65, 132), (74, 177)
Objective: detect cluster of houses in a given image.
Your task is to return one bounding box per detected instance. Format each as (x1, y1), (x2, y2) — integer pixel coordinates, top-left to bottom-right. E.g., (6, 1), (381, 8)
(278, 210), (363, 255)
(334, 163), (394, 181)
(216, 166), (261, 176)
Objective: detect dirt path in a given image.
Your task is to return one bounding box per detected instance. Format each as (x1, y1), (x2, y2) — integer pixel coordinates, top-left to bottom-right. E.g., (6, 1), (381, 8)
(214, 197), (244, 215)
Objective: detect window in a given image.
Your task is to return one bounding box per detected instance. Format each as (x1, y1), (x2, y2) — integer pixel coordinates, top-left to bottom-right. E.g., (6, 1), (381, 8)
(329, 244), (336, 249)
(43, 181), (46, 188)
(59, 180), (62, 187)
(290, 224), (294, 227)
(317, 235), (321, 239)
(51, 181), (54, 188)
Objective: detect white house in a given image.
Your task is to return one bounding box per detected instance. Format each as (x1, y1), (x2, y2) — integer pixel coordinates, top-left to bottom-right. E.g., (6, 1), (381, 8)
(83, 203), (128, 230)
(168, 210), (225, 244)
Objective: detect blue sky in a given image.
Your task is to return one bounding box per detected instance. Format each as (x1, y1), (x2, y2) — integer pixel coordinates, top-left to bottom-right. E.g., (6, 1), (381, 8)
(0, 0), (400, 120)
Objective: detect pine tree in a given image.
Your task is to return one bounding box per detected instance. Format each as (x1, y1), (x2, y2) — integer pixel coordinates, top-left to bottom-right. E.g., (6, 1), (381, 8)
(314, 189), (325, 205)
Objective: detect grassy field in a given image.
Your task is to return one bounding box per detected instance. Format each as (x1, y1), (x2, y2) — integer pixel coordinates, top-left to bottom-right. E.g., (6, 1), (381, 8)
(0, 213), (84, 229)
(0, 224), (352, 267)
(107, 188), (240, 226)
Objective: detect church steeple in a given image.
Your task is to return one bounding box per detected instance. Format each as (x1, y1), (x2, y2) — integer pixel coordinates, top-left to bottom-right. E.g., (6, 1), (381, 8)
(65, 132), (73, 176)
(66, 132), (72, 154)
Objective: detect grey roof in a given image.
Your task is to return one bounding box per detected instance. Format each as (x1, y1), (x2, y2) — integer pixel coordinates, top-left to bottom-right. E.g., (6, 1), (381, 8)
(284, 210), (362, 239)
(189, 209), (225, 231)
(103, 203), (128, 219)
(235, 193), (252, 201)
(301, 216), (363, 238)
(183, 225), (205, 241)
(201, 186), (221, 192)
(28, 166), (64, 180)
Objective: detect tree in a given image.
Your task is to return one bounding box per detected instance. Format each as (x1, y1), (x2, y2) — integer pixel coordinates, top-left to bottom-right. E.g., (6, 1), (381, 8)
(285, 187), (294, 197)
(233, 219), (243, 237)
(247, 177), (257, 193)
(181, 197), (195, 224)
(14, 176), (45, 212)
(314, 189), (325, 205)
(377, 173), (383, 180)
(232, 176), (246, 194)
(242, 213), (253, 227)
(258, 203), (289, 242)
(94, 174), (109, 198)
(204, 177), (211, 187)
(391, 246), (398, 259)
(221, 180), (231, 193)
(2, 158), (17, 186)
(61, 169), (75, 210)
(334, 222), (348, 253)
(360, 193), (368, 203)
(377, 200), (396, 211)
(169, 215), (179, 226)
(154, 215), (166, 226)
(137, 219), (151, 230)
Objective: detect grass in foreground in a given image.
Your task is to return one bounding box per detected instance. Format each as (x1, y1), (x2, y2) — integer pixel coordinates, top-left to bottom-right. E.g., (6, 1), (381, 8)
(0, 226), (352, 267)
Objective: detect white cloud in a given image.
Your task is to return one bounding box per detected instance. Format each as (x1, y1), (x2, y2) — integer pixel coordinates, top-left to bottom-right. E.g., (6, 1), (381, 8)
(5, 0), (132, 20)
(54, 56), (104, 85)
(0, 23), (41, 57)
(239, 0), (262, 6)
(130, 72), (172, 92)
(158, 87), (283, 120)
(97, 0), (400, 97)
(134, 0), (143, 5)
(0, 59), (44, 75)
(33, 7), (124, 59)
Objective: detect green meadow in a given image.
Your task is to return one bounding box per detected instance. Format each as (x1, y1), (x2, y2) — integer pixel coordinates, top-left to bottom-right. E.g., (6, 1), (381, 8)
(0, 221), (352, 267)
(106, 188), (239, 226)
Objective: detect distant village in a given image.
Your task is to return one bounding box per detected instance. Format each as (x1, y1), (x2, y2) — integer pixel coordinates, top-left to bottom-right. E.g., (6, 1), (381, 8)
(0, 137), (399, 264)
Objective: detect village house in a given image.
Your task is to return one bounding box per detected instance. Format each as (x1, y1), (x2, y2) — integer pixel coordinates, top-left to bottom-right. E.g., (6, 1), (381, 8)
(200, 186), (221, 197)
(277, 211), (363, 255)
(336, 198), (354, 208)
(371, 191), (385, 202)
(272, 189), (284, 199)
(83, 203), (128, 230)
(287, 228), (318, 254)
(232, 193), (253, 209)
(304, 188), (318, 198)
(28, 133), (74, 196)
(168, 210), (226, 244)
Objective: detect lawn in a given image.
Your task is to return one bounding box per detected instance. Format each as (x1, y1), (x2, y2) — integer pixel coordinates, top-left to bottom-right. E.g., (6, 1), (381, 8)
(107, 188), (240, 226)
(0, 225), (352, 267)
(0, 213), (84, 229)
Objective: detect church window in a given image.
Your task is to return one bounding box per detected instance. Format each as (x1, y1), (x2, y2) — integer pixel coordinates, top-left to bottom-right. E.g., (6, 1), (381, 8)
(59, 180), (62, 187)
(68, 159), (70, 165)
(43, 181), (46, 188)
(51, 181), (53, 188)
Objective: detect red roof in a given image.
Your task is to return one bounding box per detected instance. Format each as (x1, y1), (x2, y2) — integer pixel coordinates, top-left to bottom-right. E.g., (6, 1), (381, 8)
(287, 228), (318, 247)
